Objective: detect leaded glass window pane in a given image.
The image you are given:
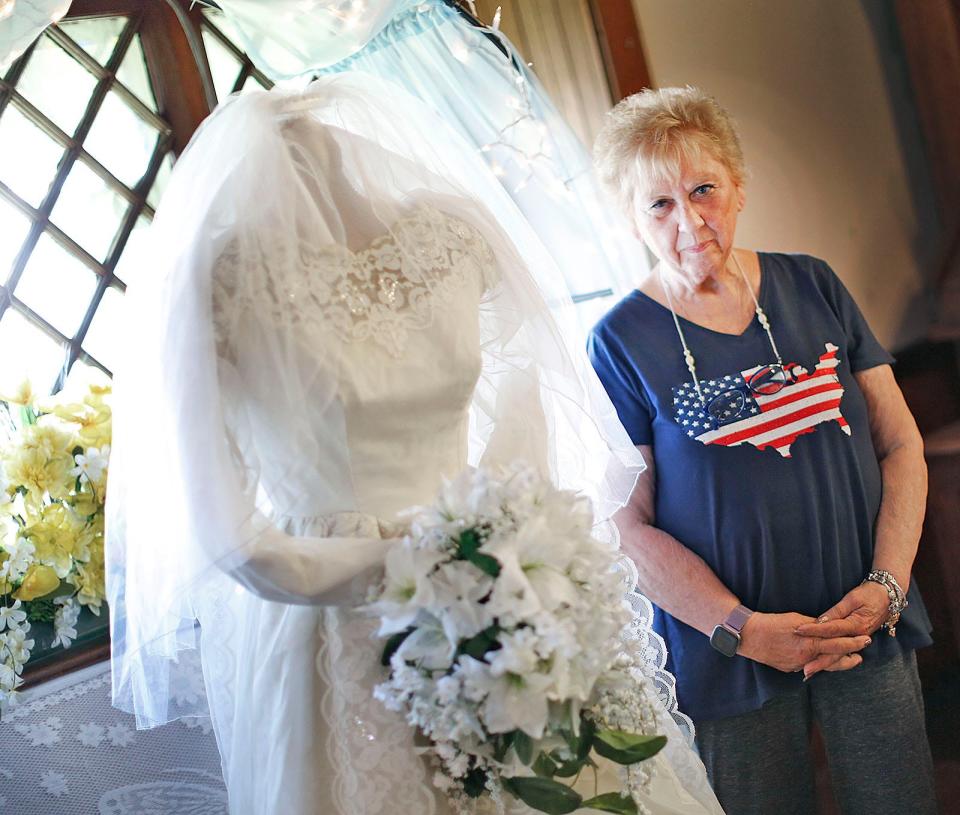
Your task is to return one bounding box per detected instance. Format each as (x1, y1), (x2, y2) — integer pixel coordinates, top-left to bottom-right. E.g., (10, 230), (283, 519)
(0, 310), (66, 394)
(14, 33), (98, 136)
(0, 102), (64, 206)
(55, 16), (127, 67)
(112, 212), (150, 285)
(115, 34), (157, 112)
(201, 26), (243, 101)
(83, 89), (161, 188)
(15, 233), (98, 337)
(0, 198), (31, 280)
(50, 159), (130, 262)
(81, 284), (124, 371)
(146, 152), (174, 210)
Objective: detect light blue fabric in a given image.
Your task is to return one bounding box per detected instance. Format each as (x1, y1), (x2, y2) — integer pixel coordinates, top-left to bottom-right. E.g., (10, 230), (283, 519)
(315, 1), (647, 307)
(216, 0), (421, 79)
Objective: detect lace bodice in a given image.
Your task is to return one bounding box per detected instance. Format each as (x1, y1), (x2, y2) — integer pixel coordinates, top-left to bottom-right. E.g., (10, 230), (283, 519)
(212, 204), (494, 522)
(212, 204), (495, 359)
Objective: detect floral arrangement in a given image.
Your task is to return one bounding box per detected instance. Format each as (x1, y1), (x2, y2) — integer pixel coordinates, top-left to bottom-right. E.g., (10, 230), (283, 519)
(0, 379), (111, 712)
(369, 464), (665, 815)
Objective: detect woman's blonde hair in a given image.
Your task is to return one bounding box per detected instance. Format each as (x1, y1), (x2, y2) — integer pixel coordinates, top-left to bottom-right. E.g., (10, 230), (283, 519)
(593, 86), (745, 219)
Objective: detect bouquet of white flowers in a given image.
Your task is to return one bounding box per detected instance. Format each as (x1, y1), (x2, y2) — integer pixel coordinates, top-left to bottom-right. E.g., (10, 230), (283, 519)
(369, 464), (664, 815)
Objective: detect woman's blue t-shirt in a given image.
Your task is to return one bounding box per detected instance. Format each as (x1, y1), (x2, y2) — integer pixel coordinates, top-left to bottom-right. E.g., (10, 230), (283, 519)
(587, 252), (932, 723)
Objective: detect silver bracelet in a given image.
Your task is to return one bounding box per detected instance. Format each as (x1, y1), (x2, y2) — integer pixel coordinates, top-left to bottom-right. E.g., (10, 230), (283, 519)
(863, 569), (908, 637)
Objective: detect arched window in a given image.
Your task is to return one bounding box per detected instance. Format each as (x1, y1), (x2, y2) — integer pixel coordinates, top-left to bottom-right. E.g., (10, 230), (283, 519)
(0, 2), (269, 403)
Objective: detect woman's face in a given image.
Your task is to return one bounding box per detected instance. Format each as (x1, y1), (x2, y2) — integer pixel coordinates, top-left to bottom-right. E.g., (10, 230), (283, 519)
(632, 149), (745, 289)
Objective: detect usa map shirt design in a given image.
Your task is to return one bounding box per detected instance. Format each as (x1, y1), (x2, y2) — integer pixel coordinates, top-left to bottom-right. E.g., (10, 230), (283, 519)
(672, 343), (849, 458)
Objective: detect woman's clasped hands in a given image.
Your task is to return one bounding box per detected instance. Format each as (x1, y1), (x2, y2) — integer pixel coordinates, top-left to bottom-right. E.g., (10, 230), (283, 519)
(738, 581), (891, 680)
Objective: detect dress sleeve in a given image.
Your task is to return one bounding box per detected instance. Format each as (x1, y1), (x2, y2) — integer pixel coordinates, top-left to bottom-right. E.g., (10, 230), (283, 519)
(587, 326), (654, 446)
(818, 260), (896, 372)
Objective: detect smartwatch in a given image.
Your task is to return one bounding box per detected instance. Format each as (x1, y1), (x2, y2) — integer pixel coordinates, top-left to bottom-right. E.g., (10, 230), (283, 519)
(709, 604), (753, 657)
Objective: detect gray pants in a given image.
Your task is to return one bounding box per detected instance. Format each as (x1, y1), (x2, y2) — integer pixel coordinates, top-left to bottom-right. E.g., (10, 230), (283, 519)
(695, 650), (937, 815)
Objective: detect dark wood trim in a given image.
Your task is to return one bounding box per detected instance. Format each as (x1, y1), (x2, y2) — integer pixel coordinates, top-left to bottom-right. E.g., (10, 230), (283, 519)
(586, 0), (652, 101)
(137, 1), (211, 155)
(64, 0), (146, 15)
(893, 0), (960, 225)
(20, 641), (110, 689)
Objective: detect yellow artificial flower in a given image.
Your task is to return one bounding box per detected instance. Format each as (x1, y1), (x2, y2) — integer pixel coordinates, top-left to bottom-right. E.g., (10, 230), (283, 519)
(14, 563), (60, 600)
(0, 380), (36, 408)
(72, 489), (99, 517)
(75, 545), (105, 610)
(49, 400), (112, 451)
(4, 423), (75, 504)
(26, 503), (83, 577)
(0, 550), (10, 595)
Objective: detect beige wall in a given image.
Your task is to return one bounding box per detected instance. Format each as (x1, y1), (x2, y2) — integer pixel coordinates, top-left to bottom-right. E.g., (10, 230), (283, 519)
(631, 0), (935, 350)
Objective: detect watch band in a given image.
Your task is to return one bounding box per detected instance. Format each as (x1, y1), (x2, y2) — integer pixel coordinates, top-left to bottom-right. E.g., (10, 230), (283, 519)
(709, 604), (754, 657)
(723, 604), (753, 635)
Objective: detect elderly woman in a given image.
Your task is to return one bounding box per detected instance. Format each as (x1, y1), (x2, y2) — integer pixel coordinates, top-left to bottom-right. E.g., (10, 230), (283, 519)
(587, 86), (937, 814)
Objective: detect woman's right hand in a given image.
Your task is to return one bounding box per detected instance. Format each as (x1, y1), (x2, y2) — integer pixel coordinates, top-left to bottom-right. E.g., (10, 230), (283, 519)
(738, 612), (871, 675)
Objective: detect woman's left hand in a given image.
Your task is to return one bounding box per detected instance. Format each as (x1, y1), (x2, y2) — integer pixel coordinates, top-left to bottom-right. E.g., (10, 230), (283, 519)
(794, 581), (890, 677)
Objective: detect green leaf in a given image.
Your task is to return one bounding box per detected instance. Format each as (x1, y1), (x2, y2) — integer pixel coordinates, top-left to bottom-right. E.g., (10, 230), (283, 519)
(493, 732), (514, 763)
(502, 776), (583, 814)
(561, 715), (596, 763)
(581, 792), (639, 814)
(532, 751), (559, 778)
(380, 628), (414, 666)
(19, 405), (37, 426)
(462, 766), (488, 798)
(592, 731), (667, 766)
(456, 528), (501, 577)
(457, 624), (502, 661)
(22, 597), (57, 623)
(576, 717), (596, 761)
(514, 730), (534, 765)
(550, 758), (583, 778)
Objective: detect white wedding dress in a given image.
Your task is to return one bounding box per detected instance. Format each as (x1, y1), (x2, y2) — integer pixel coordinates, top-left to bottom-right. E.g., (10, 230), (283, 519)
(107, 78), (723, 815)
(202, 203), (720, 814)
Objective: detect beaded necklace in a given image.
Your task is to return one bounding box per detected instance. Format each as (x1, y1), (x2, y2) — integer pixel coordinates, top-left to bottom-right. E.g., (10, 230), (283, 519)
(659, 252), (783, 410)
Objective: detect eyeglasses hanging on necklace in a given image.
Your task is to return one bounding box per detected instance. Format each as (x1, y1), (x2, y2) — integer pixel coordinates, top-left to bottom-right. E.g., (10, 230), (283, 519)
(660, 253), (792, 431)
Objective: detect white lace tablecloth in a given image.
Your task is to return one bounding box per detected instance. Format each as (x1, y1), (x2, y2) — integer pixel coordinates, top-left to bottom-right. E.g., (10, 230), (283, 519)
(0, 661), (226, 814)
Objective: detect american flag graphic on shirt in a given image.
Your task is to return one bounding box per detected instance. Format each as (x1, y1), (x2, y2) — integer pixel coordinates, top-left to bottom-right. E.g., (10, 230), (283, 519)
(673, 342), (849, 458)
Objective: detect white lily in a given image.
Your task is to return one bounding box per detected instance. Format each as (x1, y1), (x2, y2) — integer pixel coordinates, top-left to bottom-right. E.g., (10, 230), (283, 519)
(458, 655), (554, 738)
(431, 560), (495, 642)
(0, 600), (26, 632)
(396, 613), (456, 671)
(370, 542), (445, 635)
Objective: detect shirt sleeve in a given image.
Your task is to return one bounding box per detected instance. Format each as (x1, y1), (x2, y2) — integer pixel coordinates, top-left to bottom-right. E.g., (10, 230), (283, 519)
(818, 260), (896, 372)
(587, 326), (654, 445)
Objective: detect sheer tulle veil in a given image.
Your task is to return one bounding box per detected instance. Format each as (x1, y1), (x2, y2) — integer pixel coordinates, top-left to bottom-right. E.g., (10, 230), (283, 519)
(106, 72), (645, 728)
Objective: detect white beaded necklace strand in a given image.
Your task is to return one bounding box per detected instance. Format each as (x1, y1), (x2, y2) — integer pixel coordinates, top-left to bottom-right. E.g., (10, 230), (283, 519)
(659, 252), (783, 409)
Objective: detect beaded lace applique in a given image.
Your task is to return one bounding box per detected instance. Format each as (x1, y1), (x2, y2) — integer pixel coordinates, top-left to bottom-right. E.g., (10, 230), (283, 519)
(212, 204), (497, 359)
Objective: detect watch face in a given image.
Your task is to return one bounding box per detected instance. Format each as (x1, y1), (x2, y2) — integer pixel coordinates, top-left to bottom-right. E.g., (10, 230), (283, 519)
(710, 625), (740, 657)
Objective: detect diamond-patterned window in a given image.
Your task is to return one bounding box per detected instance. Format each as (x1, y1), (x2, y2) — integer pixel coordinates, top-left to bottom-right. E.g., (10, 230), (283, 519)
(0, 1), (276, 683)
(0, 4), (271, 400)
(0, 12), (172, 394)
